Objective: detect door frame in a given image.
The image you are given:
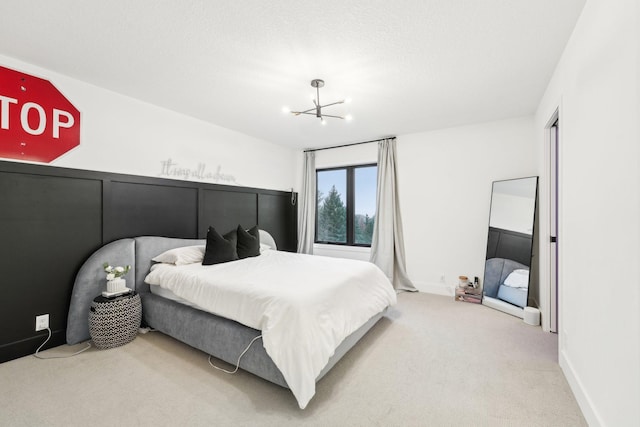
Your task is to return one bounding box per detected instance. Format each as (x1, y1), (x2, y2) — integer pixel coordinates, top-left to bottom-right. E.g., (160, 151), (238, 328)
(543, 108), (560, 334)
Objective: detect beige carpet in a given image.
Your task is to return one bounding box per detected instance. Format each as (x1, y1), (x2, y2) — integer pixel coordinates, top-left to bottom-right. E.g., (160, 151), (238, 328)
(0, 292), (586, 427)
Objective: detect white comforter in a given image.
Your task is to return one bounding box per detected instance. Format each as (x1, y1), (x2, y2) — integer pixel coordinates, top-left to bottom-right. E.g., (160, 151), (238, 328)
(144, 250), (396, 409)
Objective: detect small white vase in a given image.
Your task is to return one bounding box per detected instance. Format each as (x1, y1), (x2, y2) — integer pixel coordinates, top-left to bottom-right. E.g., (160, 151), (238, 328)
(107, 278), (126, 293)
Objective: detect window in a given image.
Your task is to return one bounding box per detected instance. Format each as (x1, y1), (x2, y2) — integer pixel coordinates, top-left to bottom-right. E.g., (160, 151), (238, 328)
(316, 164), (377, 246)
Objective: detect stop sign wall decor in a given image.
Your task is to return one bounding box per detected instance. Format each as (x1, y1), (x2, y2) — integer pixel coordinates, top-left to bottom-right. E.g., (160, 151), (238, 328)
(0, 65), (80, 163)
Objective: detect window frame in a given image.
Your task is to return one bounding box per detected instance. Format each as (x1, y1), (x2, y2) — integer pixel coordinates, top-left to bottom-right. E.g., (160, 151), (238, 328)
(315, 163), (377, 247)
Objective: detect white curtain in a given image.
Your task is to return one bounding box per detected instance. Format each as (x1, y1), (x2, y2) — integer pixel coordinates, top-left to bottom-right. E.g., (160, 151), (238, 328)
(297, 151), (316, 254)
(370, 138), (416, 292)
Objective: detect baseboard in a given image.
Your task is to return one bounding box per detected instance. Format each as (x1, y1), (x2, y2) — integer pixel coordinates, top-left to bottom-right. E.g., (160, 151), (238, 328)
(559, 348), (603, 427)
(0, 329), (66, 363)
(412, 280), (455, 297)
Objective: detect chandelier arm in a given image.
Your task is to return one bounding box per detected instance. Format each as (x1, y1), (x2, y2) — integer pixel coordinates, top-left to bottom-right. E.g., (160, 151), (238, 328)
(293, 111), (318, 116)
(318, 100), (345, 108)
(292, 107), (317, 115)
(321, 114), (345, 119)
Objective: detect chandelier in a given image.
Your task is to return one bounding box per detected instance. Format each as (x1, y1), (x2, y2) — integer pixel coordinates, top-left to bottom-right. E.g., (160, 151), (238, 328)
(284, 79), (352, 125)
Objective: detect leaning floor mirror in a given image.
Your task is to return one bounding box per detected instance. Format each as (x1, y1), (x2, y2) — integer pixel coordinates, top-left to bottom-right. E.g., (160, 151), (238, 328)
(482, 176), (538, 318)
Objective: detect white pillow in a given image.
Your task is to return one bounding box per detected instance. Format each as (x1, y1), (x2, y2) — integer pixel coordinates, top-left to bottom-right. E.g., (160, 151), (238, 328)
(259, 243), (272, 253)
(503, 269), (530, 289)
(152, 245), (205, 265)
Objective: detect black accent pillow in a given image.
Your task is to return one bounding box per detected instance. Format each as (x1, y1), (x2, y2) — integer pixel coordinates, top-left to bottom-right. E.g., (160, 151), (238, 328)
(202, 227), (239, 265)
(237, 225), (260, 259)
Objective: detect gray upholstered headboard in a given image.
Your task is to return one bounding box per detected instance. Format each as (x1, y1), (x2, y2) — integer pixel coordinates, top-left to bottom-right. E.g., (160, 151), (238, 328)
(483, 257), (528, 298)
(134, 237), (207, 294)
(66, 231), (278, 345)
(66, 236), (204, 344)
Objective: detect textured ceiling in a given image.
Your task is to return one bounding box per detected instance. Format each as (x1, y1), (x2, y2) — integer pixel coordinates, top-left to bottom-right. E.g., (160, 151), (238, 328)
(0, 1), (585, 150)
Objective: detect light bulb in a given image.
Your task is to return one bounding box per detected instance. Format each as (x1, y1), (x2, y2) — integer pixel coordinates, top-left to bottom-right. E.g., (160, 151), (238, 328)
(321, 118), (327, 125)
(345, 114), (353, 122)
(344, 97), (352, 104)
(282, 106), (291, 114)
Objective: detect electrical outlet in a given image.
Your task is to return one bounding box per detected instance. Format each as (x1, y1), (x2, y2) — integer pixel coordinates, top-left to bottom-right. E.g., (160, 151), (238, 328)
(35, 314), (49, 331)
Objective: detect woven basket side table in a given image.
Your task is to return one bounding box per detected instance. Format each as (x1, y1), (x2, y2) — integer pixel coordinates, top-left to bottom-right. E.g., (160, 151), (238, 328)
(89, 292), (142, 349)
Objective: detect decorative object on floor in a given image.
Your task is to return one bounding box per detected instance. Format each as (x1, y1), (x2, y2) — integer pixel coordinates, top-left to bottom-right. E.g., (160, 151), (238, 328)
(455, 285), (482, 304)
(88, 292), (142, 349)
(284, 79), (352, 124)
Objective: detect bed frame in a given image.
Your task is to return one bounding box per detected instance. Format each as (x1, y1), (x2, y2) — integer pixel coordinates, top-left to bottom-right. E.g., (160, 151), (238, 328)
(66, 235), (386, 391)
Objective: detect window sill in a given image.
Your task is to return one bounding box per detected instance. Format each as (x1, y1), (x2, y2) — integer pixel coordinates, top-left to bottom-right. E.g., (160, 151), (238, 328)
(313, 243), (371, 261)
(314, 243), (371, 252)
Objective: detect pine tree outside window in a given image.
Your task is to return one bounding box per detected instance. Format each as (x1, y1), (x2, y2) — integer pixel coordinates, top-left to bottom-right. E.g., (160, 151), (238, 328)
(315, 164), (377, 246)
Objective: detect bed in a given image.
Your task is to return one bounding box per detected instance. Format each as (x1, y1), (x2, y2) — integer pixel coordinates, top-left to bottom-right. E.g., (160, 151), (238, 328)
(483, 257), (529, 308)
(66, 230), (396, 409)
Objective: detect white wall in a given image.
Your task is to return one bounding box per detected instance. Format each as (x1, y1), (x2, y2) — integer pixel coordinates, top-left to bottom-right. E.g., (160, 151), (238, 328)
(535, 0), (640, 425)
(396, 116), (537, 295)
(489, 192), (536, 235)
(302, 118), (537, 289)
(0, 54), (296, 191)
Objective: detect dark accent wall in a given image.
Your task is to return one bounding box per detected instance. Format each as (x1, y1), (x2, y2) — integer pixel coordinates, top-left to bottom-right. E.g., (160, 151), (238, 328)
(200, 190), (258, 237)
(0, 160), (297, 363)
(486, 226), (533, 267)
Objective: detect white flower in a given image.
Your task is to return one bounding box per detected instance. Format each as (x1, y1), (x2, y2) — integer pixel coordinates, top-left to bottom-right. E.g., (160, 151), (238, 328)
(103, 262), (130, 280)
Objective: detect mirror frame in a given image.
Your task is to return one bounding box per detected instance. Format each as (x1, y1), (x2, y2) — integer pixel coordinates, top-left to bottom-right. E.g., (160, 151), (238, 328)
(482, 176), (538, 318)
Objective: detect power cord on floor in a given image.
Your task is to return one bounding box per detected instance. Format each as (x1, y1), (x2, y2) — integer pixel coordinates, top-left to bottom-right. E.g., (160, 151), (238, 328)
(33, 327), (91, 359)
(208, 335), (263, 374)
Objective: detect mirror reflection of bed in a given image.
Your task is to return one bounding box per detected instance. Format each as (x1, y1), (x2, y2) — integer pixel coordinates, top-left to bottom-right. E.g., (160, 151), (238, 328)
(482, 177), (538, 319)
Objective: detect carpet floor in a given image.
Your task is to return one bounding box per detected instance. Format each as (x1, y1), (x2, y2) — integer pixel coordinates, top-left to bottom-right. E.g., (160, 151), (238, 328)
(0, 292), (587, 426)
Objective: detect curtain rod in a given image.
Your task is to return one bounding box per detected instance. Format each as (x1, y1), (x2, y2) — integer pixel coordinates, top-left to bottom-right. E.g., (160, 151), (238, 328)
(303, 136), (395, 153)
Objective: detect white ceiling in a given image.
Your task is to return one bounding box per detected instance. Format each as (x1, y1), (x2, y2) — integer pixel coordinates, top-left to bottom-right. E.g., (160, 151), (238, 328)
(0, 1), (585, 150)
